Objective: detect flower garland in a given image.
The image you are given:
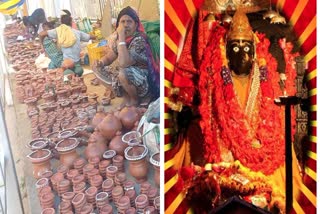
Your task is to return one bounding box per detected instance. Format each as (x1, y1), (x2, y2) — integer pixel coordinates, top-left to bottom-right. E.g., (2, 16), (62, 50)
(198, 25), (297, 175)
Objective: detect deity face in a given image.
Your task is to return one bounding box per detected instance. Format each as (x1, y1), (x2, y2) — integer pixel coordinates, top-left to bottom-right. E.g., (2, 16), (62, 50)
(226, 40), (254, 76)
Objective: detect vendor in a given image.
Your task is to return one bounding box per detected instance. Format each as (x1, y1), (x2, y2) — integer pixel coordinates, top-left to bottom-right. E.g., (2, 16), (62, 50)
(39, 14), (95, 77)
(92, 6), (159, 106)
(41, 22), (63, 69)
(22, 8), (47, 37)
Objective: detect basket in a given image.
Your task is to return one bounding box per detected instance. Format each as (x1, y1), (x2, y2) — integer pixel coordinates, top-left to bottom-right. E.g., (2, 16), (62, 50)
(87, 43), (105, 66)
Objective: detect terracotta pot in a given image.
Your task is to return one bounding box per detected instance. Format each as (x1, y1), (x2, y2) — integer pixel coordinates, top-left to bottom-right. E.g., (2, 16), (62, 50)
(123, 180), (135, 192)
(57, 179), (71, 195)
(72, 174), (86, 185)
(55, 138), (79, 168)
(85, 186), (98, 203)
(72, 193), (87, 213)
(114, 172), (127, 187)
(109, 131), (128, 156)
(59, 201), (72, 213)
(135, 194), (149, 213)
(73, 181), (86, 193)
(73, 157), (87, 174)
(103, 150), (116, 160)
(91, 107), (106, 128)
(124, 145), (149, 183)
(100, 204), (113, 214)
(117, 196), (131, 213)
(150, 152), (160, 187)
(125, 207), (136, 214)
(50, 172), (64, 191)
(125, 189), (136, 207)
(66, 169), (79, 181)
(38, 186), (52, 198)
(85, 132), (107, 159)
(58, 128), (78, 139)
(153, 196), (160, 212)
(96, 192), (109, 210)
(119, 106), (139, 130)
(57, 164), (69, 177)
(40, 192), (55, 209)
(102, 178), (114, 196)
(35, 178), (49, 190)
(61, 192), (76, 202)
(111, 185), (124, 206)
(112, 155), (125, 172)
(80, 203), (93, 214)
(27, 149), (52, 179)
(140, 181), (151, 195)
(27, 138), (49, 151)
(98, 160), (111, 178)
(106, 165), (118, 180)
(89, 174), (103, 191)
(83, 163), (95, 180)
(41, 208), (55, 214)
(39, 170), (53, 181)
(147, 186), (158, 206)
(97, 113), (122, 140)
(122, 131), (141, 144)
(88, 156), (100, 169)
(144, 206), (157, 214)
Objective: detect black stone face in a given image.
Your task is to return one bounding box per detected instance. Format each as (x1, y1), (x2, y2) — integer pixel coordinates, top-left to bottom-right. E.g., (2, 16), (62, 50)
(227, 40), (254, 76)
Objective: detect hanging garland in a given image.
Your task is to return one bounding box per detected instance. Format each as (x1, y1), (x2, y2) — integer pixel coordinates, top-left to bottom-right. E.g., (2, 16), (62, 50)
(198, 25), (297, 175)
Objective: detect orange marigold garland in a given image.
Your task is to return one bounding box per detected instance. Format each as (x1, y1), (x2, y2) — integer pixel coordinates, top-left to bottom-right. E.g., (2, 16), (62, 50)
(198, 26), (297, 175)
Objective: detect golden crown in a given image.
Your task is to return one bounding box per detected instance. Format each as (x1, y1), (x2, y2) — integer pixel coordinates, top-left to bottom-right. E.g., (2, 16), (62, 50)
(227, 9), (254, 41)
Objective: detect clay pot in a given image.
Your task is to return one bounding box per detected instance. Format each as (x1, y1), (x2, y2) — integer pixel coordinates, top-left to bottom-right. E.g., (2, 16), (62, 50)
(27, 138), (49, 151)
(99, 160), (111, 178)
(119, 106), (139, 130)
(109, 131), (128, 156)
(55, 138), (79, 168)
(150, 152), (160, 187)
(140, 181), (152, 195)
(72, 174), (86, 186)
(144, 206), (157, 214)
(122, 131), (141, 144)
(123, 180), (135, 192)
(57, 164), (69, 177)
(153, 196), (160, 212)
(97, 113), (122, 140)
(125, 189), (136, 207)
(59, 201), (73, 213)
(38, 186), (52, 198)
(147, 186), (158, 206)
(111, 185), (124, 206)
(40, 170), (53, 180)
(89, 174), (103, 191)
(61, 192), (76, 202)
(73, 181), (86, 193)
(40, 192), (55, 209)
(27, 149), (52, 179)
(103, 150), (116, 161)
(73, 157), (87, 174)
(114, 172), (127, 187)
(50, 172), (64, 191)
(125, 207), (136, 214)
(80, 203), (93, 214)
(84, 131), (107, 159)
(41, 208), (55, 214)
(35, 178), (49, 191)
(72, 193), (87, 213)
(106, 165), (118, 180)
(117, 196), (131, 213)
(85, 186), (98, 204)
(124, 145), (149, 183)
(96, 192), (109, 210)
(58, 128), (78, 139)
(91, 107), (106, 128)
(102, 178), (114, 198)
(83, 163), (95, 180)
(88, 156), (100, 169)
(135, 194), (149, 213)
(57, 179), (71, 196)
(112, 155), (125, 172)
(66, 169), (79, 181)
(100, 204), (113, 214)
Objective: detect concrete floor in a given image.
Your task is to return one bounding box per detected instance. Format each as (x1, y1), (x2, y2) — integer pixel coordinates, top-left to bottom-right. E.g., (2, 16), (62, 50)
(4, 70), (157, 213)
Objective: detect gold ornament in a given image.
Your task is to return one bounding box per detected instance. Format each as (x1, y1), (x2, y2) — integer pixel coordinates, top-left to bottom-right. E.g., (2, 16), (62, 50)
(227, 9), (254, 41)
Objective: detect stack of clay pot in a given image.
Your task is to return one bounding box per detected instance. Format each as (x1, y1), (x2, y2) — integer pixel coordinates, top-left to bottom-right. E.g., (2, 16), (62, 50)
(135, 194), (149, 213)
(72, 193), (87, 213)
(95, 192), (109, 211)
(102, 178), (114, 201)
(85, 186), (98, 208)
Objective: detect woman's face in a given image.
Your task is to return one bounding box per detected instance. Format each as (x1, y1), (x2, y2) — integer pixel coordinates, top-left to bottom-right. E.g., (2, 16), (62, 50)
(118, 15), (137, 37)
(227, 40), (254, 76)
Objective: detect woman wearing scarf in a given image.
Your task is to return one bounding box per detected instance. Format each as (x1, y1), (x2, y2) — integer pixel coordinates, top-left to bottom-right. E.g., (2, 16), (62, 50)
(93, 6), (159, 106)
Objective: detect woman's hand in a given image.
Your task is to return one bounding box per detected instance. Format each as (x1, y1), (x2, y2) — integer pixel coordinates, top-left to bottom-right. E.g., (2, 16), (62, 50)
(116, 24), (126, 42)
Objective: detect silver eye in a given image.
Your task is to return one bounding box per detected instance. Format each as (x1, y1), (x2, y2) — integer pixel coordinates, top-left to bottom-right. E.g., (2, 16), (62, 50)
(233, 47), (239, 52)
(244, 46), (250, 52)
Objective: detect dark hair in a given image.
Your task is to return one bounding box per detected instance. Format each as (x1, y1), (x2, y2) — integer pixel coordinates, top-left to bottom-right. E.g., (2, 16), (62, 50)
(61, 15), (72, 26)
(62, 9), (71, 17)
(116, 6), (139, 28)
